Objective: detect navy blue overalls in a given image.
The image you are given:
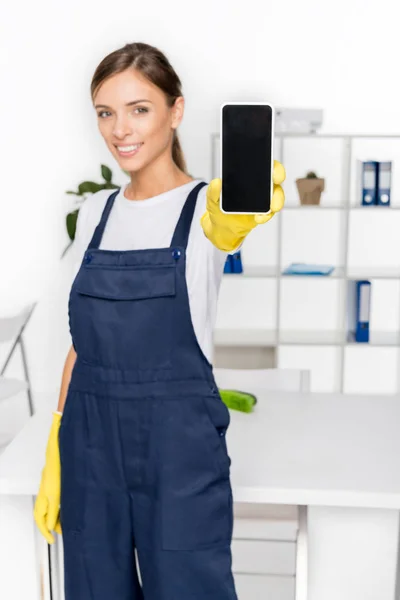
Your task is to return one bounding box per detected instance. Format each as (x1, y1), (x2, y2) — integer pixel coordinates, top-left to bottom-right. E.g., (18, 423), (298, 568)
(59, 181), (239, 600)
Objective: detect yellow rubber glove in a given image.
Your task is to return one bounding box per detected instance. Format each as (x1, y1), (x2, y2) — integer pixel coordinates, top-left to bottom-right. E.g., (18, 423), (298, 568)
(201, 160), (286, 252)
(33, 412), (62, 544)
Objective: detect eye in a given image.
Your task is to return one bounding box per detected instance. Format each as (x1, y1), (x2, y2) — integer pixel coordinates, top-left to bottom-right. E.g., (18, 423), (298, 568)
(134, 107), (148, 114)
(97, 111), (110, 118)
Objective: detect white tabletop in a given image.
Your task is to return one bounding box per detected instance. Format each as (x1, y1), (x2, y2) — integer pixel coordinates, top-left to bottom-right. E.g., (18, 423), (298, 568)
(1, 391), (400, 509)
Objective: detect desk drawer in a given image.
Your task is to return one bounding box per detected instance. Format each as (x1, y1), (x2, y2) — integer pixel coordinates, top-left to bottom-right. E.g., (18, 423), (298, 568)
(233, 517), (298, 541)
(232, 539), (296, 575)
(233, 503), (299, 541)
(233, 573), (295, 600)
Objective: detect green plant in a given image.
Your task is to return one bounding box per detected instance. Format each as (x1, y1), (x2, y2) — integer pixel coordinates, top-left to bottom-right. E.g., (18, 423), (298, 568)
(306, 171), (318, 179)
(62, 165), (126, 257)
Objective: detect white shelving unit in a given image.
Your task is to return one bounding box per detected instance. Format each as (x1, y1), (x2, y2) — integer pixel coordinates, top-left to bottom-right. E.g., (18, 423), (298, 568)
(211, 133), (400, 394)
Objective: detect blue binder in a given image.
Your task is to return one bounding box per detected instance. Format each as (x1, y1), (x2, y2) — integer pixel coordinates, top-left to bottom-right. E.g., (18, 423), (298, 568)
(359, 161), (378, 206)
(231, 250), (243, 274)
(348, 280), (371, 343)
(377, 161), (391, 206)
(223, 255), (232, 273)
(223, 251), (243, 274)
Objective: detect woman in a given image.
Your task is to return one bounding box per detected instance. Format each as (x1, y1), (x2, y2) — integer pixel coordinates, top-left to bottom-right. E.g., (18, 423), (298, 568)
(34, 41), (285, 599)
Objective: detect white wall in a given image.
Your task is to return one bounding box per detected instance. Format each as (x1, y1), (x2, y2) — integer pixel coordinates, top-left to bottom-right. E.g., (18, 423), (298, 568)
(2, 0), (399, 400)
(1, 0), (400, 397)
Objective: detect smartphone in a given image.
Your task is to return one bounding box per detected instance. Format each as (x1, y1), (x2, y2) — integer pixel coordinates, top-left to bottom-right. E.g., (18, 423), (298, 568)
(220, 102), (274, 214)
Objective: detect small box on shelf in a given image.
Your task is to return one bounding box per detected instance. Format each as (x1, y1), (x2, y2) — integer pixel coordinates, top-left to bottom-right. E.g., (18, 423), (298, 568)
(296, 171), (325, 205)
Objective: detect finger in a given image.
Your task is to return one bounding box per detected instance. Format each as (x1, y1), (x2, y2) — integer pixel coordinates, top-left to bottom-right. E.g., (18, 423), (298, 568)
(271, 184), (285, 213)
(34, 496), (54, 544)
(54, 520), (62, 535)
(36, 515), (54, 544)
(206, 178), (222, 206)
(254, 212), (275, 225)
(46, 501), (59, 532)
(273, 160), (286, 185)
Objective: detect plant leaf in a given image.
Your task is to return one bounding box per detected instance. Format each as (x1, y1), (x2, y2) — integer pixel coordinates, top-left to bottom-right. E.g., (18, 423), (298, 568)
(101, 165), (112, 182)
(66, 209), (79, 241)
(78, 181), (104, 195)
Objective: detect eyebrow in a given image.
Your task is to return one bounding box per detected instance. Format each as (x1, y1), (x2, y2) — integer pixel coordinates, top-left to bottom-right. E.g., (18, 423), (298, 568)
(94, 99), (153, 109)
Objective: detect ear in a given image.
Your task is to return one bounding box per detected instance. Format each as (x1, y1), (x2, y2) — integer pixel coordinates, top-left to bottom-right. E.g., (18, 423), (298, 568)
(171, 96), (184, 130)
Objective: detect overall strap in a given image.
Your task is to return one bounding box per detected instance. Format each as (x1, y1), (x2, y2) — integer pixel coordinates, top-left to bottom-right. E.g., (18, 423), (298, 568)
(170, 181), (208, 249)
(87, 190), (120, 250)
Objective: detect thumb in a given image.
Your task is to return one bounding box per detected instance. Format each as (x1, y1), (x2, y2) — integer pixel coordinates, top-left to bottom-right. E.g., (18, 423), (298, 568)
(206, 179), (222, 206)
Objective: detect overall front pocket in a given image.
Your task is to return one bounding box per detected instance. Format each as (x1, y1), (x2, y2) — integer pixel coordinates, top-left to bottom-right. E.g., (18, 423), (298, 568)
(59, 390), (87, 535)
(159, 397), (233, 551)
(201, 394), (232, 479)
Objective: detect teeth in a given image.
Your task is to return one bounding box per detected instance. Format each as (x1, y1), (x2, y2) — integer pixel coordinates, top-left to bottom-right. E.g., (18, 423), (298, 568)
(117, 143), (142, 152)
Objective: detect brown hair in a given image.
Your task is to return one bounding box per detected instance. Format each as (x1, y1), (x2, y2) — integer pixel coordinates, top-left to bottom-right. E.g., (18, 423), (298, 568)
(90, 42), (188, 174)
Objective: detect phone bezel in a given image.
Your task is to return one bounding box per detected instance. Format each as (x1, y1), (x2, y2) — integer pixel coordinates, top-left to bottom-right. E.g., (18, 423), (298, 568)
(220, 101), (275, 215)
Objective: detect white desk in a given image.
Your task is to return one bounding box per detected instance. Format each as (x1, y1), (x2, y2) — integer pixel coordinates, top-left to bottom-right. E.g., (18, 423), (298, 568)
(1, 391), (400, 600)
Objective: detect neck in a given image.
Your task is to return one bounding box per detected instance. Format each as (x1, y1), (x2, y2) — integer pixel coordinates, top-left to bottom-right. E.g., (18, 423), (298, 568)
(125, 151), (193, 201)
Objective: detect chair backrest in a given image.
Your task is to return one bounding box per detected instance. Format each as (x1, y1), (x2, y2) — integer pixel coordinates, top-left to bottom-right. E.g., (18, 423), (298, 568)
(213, 367), (311, 394)
(0, 304), (35, 344)
(0, 303), (36, 418)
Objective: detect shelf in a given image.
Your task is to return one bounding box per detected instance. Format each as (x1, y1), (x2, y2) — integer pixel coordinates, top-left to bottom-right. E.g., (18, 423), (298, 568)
(211, 131), (400, 393)
(279, 330), (345, 346)
(223, 266), (277, 278)
(223, 267), (400, 280)
(284, 204), (400, 210)
(347, 267), (400, 280)
(214, 329), (400, 348)
(281, 330), (400, 347)
(284, 204), (344, 210)
(350, 204), (400, 210)
(213, 328), (277, 347)
(347, 331), (400, 347)
(214, 329), (345, 348)
(223, 267), (342, 279)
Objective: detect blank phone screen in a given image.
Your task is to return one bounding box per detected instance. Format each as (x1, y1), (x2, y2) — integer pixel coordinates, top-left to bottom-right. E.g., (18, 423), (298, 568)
(221, 103), (273, 213)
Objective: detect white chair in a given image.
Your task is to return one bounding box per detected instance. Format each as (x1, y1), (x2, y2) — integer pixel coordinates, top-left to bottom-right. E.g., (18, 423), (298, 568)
(0, 303), (36, 450)
(213, 367), (310, 600)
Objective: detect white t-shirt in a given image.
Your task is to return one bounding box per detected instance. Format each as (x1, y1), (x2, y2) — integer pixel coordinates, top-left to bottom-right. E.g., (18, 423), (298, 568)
(70, 179), (230, 364)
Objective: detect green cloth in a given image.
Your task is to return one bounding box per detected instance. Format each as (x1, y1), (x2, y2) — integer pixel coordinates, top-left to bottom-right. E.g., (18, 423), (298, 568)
(218, 389), (257, 413)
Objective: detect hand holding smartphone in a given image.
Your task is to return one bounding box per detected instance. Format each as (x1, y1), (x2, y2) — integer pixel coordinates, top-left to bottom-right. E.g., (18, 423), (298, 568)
(220, 102), (275, 215)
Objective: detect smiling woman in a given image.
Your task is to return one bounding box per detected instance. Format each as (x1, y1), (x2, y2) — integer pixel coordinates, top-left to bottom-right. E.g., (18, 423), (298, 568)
(33, 40), (284, 600)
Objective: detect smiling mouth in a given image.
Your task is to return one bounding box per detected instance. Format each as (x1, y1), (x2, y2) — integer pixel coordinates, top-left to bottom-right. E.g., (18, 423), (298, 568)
(115, 143), (143, 157)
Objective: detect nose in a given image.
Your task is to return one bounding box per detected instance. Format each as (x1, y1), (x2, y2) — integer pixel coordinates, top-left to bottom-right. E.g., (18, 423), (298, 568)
(112, 115), (133, 139)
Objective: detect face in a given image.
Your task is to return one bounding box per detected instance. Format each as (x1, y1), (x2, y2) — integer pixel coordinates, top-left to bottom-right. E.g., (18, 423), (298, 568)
(93, 69), (184, 171)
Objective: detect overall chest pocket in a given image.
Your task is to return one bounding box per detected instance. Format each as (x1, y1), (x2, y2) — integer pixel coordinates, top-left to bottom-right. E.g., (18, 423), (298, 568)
(71, 264), (176, 370)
